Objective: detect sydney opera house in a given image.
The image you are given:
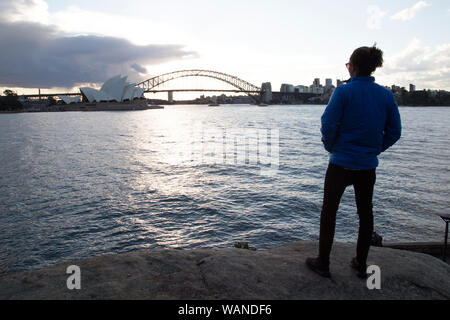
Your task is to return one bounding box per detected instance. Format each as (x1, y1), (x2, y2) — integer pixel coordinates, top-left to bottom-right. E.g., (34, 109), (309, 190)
(80, 75), (145, 103)
(54, 75), (156, 111)
(59, 75), (145, 104)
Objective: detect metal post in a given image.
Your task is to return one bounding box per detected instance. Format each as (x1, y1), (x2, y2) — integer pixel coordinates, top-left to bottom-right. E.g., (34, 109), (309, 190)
(444, 220), (449, 262)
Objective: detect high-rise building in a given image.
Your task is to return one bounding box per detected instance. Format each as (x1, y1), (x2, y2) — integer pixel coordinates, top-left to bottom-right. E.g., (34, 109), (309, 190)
(409, 84), (416, 92)
(325, 79), (333, 88)
(280, 84), (295, 93)
(391, 85), (401, 93)
(313, 78), (321, 87)
(295, 85), (309, 93)
(309, 85), (324, 94)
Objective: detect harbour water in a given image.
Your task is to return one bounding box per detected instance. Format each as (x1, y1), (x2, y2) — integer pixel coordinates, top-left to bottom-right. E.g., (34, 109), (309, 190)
(0, 105), (449, 274)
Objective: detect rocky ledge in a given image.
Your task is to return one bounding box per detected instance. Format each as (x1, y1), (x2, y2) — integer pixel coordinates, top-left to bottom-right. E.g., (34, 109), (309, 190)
(0, 242), (449, 300)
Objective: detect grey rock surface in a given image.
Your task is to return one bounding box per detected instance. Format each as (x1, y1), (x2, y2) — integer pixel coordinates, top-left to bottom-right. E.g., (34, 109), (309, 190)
(0, 242), (449, 300)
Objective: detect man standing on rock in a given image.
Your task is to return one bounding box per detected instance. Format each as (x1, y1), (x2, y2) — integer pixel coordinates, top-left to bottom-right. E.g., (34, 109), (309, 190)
(306, 45), (402, 279)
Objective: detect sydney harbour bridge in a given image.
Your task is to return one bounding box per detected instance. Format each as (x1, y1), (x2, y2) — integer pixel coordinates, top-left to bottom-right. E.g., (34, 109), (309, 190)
(136, 69), (264, 103)
(137, 70), (261, 93)
(22, 69), (319, 104)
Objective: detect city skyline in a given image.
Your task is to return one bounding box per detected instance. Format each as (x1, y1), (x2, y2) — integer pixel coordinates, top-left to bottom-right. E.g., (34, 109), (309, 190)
(0, 0), (449, 96)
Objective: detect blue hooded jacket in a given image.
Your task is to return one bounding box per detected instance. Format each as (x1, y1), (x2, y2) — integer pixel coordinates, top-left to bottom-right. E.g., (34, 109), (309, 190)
(321, 76), (402, 169)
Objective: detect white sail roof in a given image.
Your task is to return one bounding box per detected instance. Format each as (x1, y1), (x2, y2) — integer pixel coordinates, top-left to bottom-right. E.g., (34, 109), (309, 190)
(122, 85), (144, 101)
(80, 75), (144, 103)
(80, 87), (114, 102)
(59, 95), (81, 104)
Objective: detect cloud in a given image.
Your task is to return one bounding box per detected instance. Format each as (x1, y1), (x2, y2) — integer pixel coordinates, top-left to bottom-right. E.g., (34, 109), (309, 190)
(379, 39), (450, 89)
(366, 5), (387, 30)
(391, 1), (430, 21)
(0, 0), (197, 89)
(131, 63), (148, 74)
(0, 0), (49, 24)
(0, 21), (196, 88)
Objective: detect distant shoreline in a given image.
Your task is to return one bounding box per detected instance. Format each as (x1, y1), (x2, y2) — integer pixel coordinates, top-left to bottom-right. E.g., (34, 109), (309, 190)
(0, 101), (165, 113)
(1, 104), (449, 114)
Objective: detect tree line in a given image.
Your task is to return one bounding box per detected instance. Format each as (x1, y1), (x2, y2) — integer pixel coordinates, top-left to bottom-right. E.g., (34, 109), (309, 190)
(394, 89), (450, 106)
(0, 90), (22, 111)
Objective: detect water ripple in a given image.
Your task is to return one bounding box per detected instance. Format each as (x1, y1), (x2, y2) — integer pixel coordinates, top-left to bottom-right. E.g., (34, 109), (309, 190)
(0, 105), (449, 274)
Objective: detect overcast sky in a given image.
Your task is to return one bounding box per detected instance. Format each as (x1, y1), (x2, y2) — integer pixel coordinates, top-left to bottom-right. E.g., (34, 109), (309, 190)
(0, 0), (449, 94)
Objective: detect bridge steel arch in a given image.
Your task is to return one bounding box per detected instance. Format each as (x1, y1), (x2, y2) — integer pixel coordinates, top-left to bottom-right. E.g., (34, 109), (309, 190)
(136, 70), (262, 101)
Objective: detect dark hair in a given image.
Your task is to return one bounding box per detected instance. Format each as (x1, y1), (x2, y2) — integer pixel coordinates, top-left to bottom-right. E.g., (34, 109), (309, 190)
(350, 45), (384, 76)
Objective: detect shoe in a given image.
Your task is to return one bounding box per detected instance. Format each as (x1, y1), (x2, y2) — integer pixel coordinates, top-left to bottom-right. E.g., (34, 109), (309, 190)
(305, 257), (331, 278)
(351, 257), (367, 279)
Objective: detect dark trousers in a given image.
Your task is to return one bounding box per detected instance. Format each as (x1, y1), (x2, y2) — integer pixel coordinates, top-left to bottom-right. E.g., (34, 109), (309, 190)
(319, 163), (376, 267)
